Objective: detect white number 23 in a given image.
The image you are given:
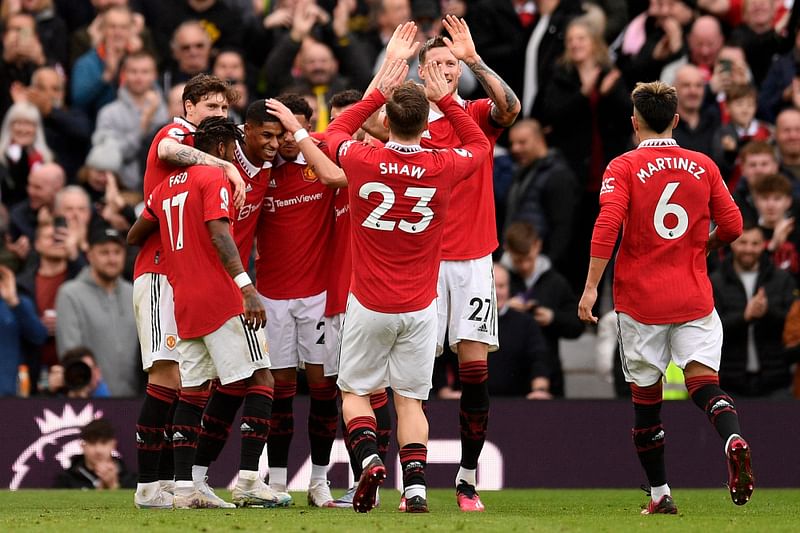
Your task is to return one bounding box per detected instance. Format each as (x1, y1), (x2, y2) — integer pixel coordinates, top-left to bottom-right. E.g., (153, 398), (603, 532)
(359, 182), (436, 234)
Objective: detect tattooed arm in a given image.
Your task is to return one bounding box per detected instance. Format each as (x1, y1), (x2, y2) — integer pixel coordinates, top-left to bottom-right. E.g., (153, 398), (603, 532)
(442, 15), (520, 127)
(207, 218), (266, 329)
(158, 137), (246, 209)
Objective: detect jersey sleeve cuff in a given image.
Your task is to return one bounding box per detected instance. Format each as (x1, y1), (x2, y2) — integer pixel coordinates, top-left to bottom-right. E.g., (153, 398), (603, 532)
(590, 241), (615, 260)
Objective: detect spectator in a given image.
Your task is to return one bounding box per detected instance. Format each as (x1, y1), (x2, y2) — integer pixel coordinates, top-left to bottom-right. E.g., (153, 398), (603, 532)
(0, 261), (47, 396)
(0, 12), (47, 117)
(55, 225), (140, 397)
(211, 48), (247, 122)
(711, 83), (773, 186)
(704, 44), (752, 125)
(70, 5), (138, 121)
(756, 28), (800, 123)
(78, 146), (136, 233)
(672, 64), (719, 155)
(53, 185), (93, 262)
(0, 100), (53, 205)
(490, 262), (551, 398)
(502, 221), (584, 397)
(16, 221), (83, 379)
(8, 161), (65, 243)
(733, 140), (781, 222)
(264, 0), (372, 125)
(360, 0), (411, 69)
(504, 118), (577, 274)
(15, 0), (69, 69)
(711, 223), (796, 397)
(24, 66), (91, 181)
(93, 50), (167, 190)
(774, 107), (800, 195)
(612, 0), (685, 96)
(48, 345), (111, 398)
(751, 173), (800, 282)
(69, 0), (151, 67)
(149, 0), (245, 55)
(540, 16), (631, 294)
(161, 20), (212, 94)
(53, 418), (137, 489)
(661, 15), (724, 84)
(729, 0), (789, 89)
(522, 0), (584, 119)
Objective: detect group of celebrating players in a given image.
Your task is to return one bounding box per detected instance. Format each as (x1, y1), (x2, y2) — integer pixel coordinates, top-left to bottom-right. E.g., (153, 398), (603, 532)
(128, 16), (517, 513)
(126, 13), (755, 517)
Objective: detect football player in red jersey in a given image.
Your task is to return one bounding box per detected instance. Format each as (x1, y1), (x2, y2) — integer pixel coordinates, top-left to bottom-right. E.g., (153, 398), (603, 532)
(128, 117), (281, 509)
(376, 17), (520, 512)
(578, 81), (753, 514)
(323, 59), (490, 513)
(132, 74), (245, 509)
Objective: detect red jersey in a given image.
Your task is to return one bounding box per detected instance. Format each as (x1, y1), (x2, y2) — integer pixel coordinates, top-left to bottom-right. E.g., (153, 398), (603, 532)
(591, 138), (743, 324)
(254, 153), (335, 299)
(420, 97), (503, 260)
(134, 117), (195, 278)
(143, 166), (243, 338)
(232, 141), (273, 265)
(326, 90), (491, 313)
(325, 187), (351, 316)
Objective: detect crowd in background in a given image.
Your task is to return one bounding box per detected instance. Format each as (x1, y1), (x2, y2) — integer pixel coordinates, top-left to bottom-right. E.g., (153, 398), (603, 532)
(0, 0), (799, 400)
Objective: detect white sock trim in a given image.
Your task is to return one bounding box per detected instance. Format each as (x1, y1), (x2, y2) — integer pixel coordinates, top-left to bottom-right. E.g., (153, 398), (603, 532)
(456, 467), (477, 487)
(405, 484), (426, 499)
(650, 483), (671, 501)
(310, 463), (329, 482)
(191, 465), (208, 484)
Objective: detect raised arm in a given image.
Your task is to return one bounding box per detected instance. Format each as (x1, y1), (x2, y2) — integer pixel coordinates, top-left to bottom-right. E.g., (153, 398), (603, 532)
(442, 15), (520, 127)
(207, 218), (265, 330)
(265, 98), (347, 188)
(157, 137), (246, 209)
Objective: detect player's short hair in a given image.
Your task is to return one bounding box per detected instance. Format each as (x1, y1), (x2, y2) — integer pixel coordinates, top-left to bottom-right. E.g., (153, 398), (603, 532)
(631, 81), (678, 134)
(182, 74), (239, 114)
(739, 140), (777, 162)
(80, 419), (116, 443)
(330, 89), (363, 109)
(193, 116), (244, 154)
(752, 173), (792, 197)
(275, 93), (313, 121)
(245, 99), (279, 124)
(726, 83), (757, 103)
(385, 81), (429, 138)
(504, 221), (540, 255)
(418, 35), (449, 65)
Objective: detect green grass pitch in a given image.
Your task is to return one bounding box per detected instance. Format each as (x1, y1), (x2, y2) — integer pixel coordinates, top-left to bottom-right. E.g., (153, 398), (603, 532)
(1, 488), (798, 532)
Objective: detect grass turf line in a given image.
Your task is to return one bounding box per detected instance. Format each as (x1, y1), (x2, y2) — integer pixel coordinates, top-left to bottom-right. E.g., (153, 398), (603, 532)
(1, 488), (798, 532)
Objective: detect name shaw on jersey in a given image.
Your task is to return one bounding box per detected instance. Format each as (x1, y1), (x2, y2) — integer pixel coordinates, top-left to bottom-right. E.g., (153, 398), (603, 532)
(264, 191), (325, 212)
(379, 162), (426, 179)
(636, 156), (706, 183)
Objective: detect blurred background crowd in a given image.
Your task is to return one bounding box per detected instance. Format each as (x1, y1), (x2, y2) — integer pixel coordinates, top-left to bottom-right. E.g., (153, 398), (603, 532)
(0, 0), (799, 401)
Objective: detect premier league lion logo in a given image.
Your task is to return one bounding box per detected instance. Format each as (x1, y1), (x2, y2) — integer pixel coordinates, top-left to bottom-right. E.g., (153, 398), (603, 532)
(10, 404), (102, 489)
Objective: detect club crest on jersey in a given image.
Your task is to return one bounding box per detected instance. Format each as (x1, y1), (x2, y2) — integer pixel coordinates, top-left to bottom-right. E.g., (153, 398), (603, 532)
(165, 334), (177, 350)
(302, 166), (318, 182)
(600, 176), (615, 195)
(421, 130), (431, 139)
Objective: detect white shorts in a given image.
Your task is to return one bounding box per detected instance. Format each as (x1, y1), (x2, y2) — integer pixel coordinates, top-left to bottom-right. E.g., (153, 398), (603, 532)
(323, 312), (344, 376)
(177, 315), (271, 387)
(436, 254), (499, 354)
(617, 310), (723, 387)
(337, 293), (436, 400)
(261, 291), (329, 372)
(133, 273), (179, 371)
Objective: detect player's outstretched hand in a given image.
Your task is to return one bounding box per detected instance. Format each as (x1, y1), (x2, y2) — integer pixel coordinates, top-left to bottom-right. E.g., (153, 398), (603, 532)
(265, 98), (304, 134)
(242, 286), (267, 330)
(424, 60), (450, 102)
(442, 15), (478, 63)
(377, 59), (409, 97)
(224, 162), (246, 210)
(578, 287), (598, 324)
(385, 21), (420, 62)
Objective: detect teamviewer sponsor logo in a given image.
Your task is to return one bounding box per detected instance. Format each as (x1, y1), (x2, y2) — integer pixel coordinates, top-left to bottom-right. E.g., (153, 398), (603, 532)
(264, 197), (275, 213)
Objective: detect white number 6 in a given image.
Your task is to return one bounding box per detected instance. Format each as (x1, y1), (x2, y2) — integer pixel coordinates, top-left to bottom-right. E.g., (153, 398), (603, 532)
(653, 182), (688, 240)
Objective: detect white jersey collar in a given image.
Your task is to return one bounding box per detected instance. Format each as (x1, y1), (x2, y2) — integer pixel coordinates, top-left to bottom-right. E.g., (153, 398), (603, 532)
(234, 141), (271, 179)
(385, 141), (422, 153)
(428, 93), (465, 122)
(173, 116), (196, 132)
(637, 138), (679, 149)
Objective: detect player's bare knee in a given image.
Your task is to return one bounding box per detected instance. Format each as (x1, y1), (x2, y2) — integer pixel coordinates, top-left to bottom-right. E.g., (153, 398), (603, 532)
(457, 340), (489, 363)
(304, 363), (326, 384)
(147, 360), (180, 388)
(246, 368), (273, 389)
(683, 361), (717, 379)
(271, 367), (297, 383)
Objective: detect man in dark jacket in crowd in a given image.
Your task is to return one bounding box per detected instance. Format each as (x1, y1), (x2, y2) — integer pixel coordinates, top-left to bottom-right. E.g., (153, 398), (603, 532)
(711, 223), (796, 397)
(54, 418), (136, 489)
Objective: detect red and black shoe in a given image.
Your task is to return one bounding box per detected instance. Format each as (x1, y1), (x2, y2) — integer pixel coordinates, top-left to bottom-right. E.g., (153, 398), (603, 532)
(456, 480), (485, 512)
(353, 456), (386, 513)
(405, 495), (429, 513)
(641, 495), (678, 515)
(726, 436), (754, 505)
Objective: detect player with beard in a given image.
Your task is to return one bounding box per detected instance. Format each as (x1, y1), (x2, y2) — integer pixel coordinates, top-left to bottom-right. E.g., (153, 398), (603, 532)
(132, 74), (244, 509)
